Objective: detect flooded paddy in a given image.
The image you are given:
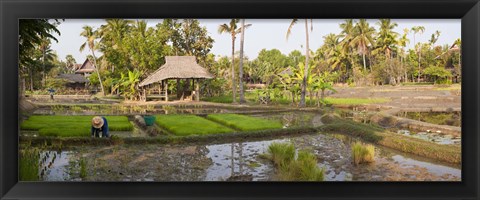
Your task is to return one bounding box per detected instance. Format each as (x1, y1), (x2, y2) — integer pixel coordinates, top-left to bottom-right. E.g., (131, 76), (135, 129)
(21, 105), (461, 182)
(32, 132), (460, 182)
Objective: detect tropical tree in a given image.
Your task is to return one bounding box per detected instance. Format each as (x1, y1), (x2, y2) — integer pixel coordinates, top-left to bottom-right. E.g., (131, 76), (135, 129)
(65, 55), (77, 72)
(80, 25), (105, 96)
(411, 26), (425, 82)
(375, 19), (399, 59)
(351, 19), (376, 71)
(286, 19), (312, 107)
(398, 28), (410, 82)
(218, 19), (241, 103)
(238, 19), (249, 104)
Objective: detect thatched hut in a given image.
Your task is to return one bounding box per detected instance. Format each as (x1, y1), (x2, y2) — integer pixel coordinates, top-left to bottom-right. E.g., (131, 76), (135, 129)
(56, 73), (89, 89)
(138, 56), (214, 102)
(75, 59), (95, 77)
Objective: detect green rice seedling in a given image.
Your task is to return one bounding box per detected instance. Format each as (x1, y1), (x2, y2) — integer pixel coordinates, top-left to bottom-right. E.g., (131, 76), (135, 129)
(207, 114), (283, 131)
(266, 142), (295, 167)
(265, 143), (324, 181)
(351, 141), (375, 165)
(79, 157), (87, 178)
(21, 115), (133, 137)
(71, 106), (82, 112)
(19, 147), (40, 181)
(295, 151), (325, 181)
(155, 115), (233, 136)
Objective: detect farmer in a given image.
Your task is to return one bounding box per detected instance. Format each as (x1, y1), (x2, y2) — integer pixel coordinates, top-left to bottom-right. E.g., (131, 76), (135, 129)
(91, 116), (110, 138)
(47, 88), (55, 100)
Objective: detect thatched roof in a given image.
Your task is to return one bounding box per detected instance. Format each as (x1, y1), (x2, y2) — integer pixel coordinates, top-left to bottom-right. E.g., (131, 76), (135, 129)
(56, 74), (89, 83)
(75, 59), (95, 74)
(139, 56), (214, 87)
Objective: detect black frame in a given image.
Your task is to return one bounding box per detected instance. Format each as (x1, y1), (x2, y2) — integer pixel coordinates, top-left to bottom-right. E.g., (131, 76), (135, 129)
(1, 0), (479, 199)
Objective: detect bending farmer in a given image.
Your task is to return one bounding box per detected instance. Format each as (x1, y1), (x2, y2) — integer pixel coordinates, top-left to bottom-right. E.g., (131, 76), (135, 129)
(91, 116), (110, 138)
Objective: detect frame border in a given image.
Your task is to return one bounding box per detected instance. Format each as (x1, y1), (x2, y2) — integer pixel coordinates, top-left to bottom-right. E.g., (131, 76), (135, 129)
(1, 0), (479, 199)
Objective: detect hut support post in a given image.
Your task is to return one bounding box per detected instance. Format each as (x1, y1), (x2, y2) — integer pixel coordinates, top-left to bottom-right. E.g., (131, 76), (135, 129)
(165, 80), (169, 102)
(142, 87), (146, 102)
(195, 79), (200, 101)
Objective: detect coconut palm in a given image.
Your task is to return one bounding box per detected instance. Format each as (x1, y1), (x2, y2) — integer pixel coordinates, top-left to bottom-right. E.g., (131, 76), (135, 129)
(411, 26), (425, 82)
(339, 19), (355, 73)
(218, 19), (241, 103)
(375, 19), (399, 59)
(398, 28), (410, 82)
(39, 36), (51, 87)
(80, 25), (105, 96)
(238, 19), (247, 104)
(351, 19), (376, 71)
(286, 19), (312, 107)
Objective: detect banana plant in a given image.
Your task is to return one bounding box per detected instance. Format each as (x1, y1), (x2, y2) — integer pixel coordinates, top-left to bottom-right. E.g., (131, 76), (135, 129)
(311, 72), (337, 107)
(118, 69), (142, 100)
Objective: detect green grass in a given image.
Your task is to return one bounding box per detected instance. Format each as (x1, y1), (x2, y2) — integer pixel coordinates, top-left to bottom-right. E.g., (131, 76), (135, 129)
(265, 142), (296, 167)
(155, 115), (234, 136)
(351, 141), (375, 165)
(19, 148), (40, 181)
(264, 142), (325, 181)
(21, 115), (133, 137)
(323, 97), (390, 105)
(207, 114), (283, 131)
(79, 157), (87, 178)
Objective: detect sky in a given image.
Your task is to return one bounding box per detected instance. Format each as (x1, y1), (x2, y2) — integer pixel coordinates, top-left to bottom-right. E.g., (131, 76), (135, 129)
(49, 19), (461, 64)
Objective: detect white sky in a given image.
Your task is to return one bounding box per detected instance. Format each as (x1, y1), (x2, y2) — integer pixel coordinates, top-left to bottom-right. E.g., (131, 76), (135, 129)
(49, 19), (461, 63)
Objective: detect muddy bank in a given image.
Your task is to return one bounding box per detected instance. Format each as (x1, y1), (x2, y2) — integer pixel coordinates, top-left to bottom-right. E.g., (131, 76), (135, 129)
(370, 109), (461, 137)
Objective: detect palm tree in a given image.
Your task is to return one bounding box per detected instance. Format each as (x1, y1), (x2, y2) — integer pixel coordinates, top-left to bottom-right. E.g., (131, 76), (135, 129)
(411, 26), (425, 82)
(65, 55), (77, 72)
(339, 19), (355, 79)
(39, 36), (51, 87)
(238, 19), (247, 104)
(218, 19), (241, 103)
(398, 28), (410, 82)
(351, 19), (375, 71)
(376, 19), (398, 59)
(286, 19), (312, 107)
(80, 25), (105, 96)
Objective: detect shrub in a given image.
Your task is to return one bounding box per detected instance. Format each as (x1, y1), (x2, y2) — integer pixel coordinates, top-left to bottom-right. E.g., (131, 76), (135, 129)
(351, 141), (375, 165)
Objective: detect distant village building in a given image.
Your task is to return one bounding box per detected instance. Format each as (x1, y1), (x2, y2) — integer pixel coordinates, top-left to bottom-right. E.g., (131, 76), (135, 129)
(56, 73), (89, 89)
(75, 59), (96, 77)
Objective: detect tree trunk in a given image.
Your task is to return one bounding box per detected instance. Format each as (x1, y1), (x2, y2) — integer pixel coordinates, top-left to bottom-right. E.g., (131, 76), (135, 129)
(299, 19), (309, 108)
(91, 50), (105, 96)
(231, 35), (237, 103)
(30, 69), (34, 91)
(238, 19), (246, 104)
(362, 52), (367, 71)
(417, 47), (422, 82)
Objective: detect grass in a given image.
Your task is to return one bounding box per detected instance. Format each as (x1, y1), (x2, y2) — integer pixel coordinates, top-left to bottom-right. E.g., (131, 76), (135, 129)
(202, 94), (390, 106)
(351, 141), (375, 165)
(19, 148), (40, 181)
(323, 97), (390, 105)
(21, 115), (133, 137)
(155, 114), (234, 136)
(206, 114), (283, 131)
(79, 157), (87, 178)
(405, 112), (461, 126)
(263, 142), (324, 181)
(265, 142), (296, 167)
(320, 115), (461, 164)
